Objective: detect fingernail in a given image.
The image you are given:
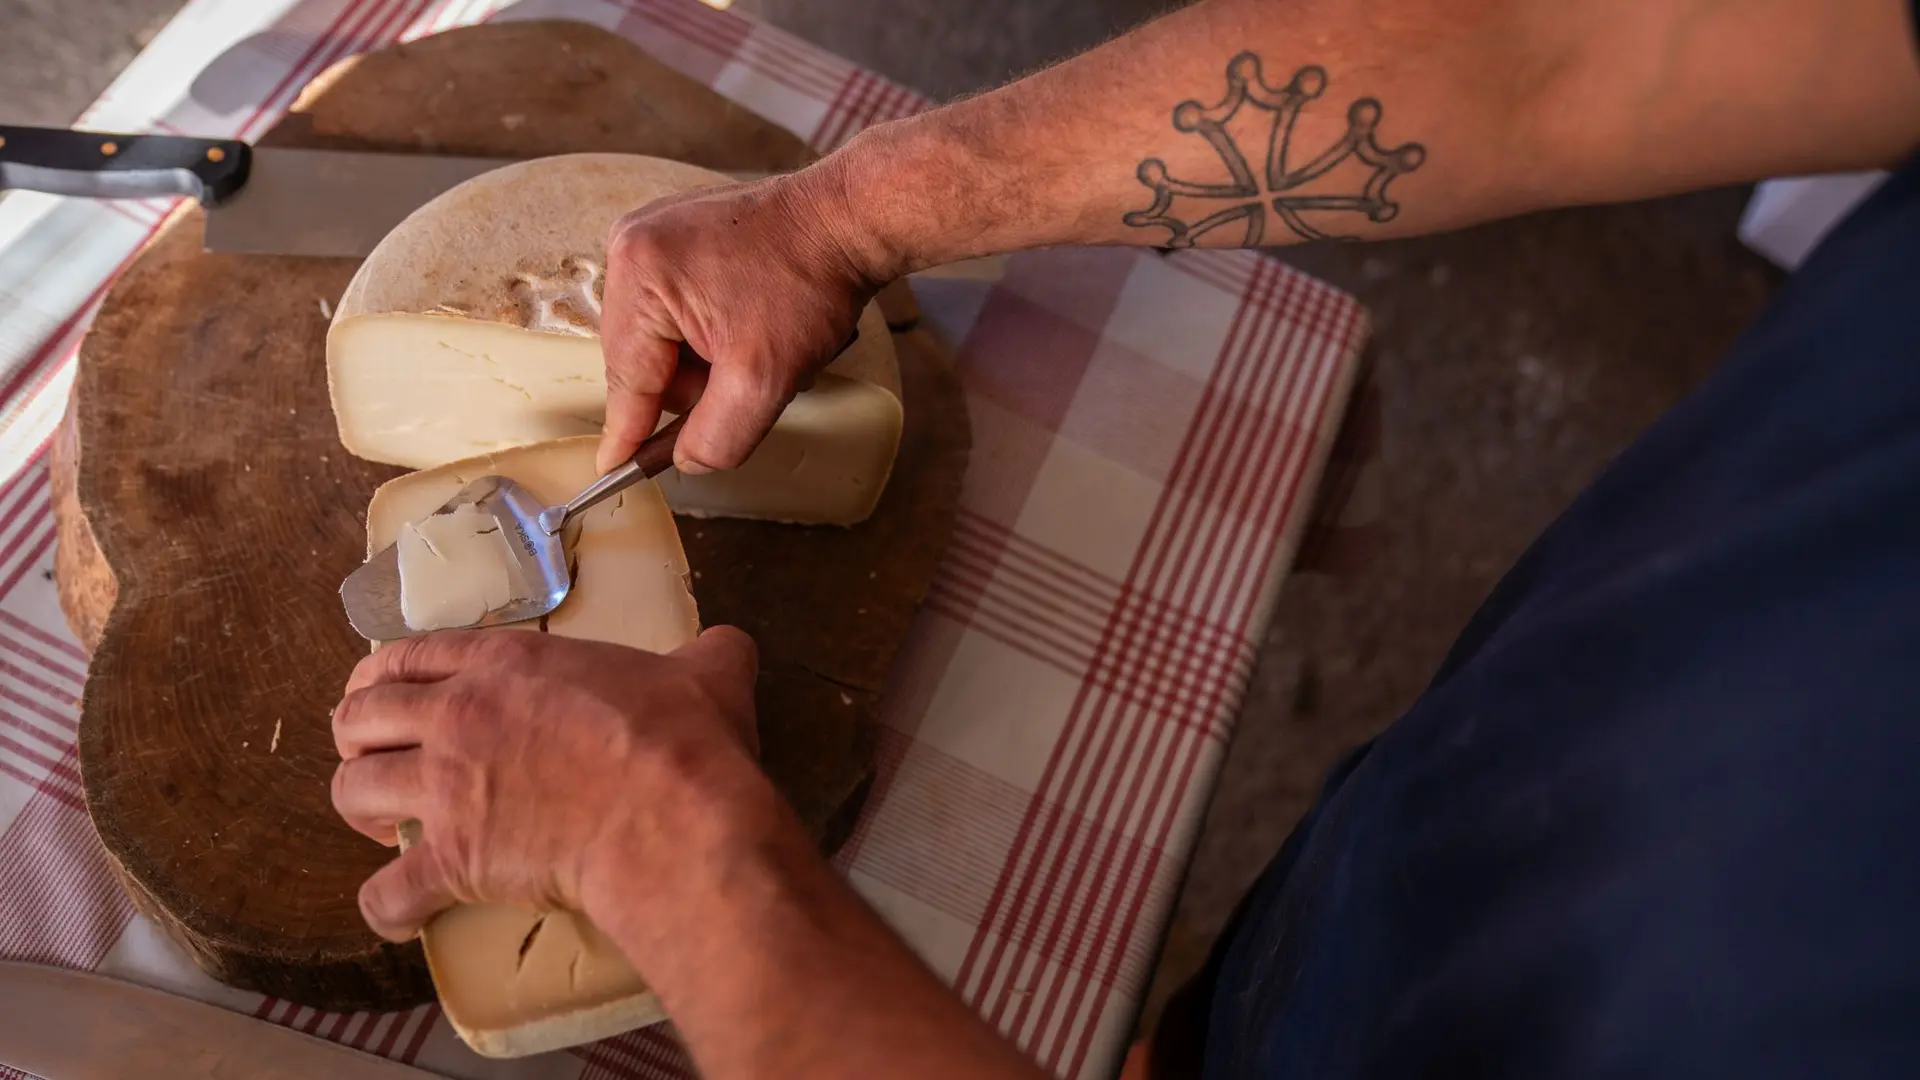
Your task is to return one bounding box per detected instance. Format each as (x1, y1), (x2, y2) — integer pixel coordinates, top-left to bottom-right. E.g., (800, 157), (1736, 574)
(675, 455), (712, 476)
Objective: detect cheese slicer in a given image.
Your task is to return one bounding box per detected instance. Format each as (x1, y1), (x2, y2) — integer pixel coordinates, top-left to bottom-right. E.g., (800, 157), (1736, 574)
(339, 414), (687, 642)
(338, 326), (861, 641)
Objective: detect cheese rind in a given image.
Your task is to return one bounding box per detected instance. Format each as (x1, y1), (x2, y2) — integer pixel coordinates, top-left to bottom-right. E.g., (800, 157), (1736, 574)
(367, 435), (697, 1057)
(329, 152), (904, 524)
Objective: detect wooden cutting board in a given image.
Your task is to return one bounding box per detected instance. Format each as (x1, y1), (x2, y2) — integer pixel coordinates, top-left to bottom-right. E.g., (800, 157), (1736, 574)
(50, 19), (967, 1012)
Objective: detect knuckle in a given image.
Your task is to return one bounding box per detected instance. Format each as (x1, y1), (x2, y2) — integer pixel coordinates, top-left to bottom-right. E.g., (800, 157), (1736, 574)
(477, 628), (540, 667)
(608, 218), (665, 266)
(329, 761), (353, 809)
(330, 689), (363, 743)
(420, 753), (467, 806)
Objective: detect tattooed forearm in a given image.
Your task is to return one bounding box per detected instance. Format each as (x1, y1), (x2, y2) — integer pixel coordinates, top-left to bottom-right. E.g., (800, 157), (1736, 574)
(1125, 53), (1427, 247)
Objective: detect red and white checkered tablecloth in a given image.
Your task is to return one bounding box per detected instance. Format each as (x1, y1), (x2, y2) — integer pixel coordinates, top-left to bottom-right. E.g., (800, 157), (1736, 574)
(0, 1), (1370, 1077)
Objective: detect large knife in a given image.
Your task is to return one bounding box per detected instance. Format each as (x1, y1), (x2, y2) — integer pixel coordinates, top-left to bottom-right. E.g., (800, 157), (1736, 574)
(0, 960), (437, 1079)
(0, 125), (1006, 277)
(0, 124), (527, 258)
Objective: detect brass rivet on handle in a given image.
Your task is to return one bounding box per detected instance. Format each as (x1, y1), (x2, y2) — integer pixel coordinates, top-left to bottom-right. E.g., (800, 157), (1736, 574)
(206, 147), (226, 163)
(100, 141), (119, 156)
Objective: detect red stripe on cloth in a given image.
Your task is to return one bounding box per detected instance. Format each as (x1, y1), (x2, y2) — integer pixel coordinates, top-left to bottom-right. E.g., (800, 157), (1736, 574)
(1036, 273), (1341, 1065)
(0, 672), (80, 742)
(956, 255), (1326, 1052)
(929, 556), (1102, 666)
(958, 509), (1128, 594)
(0, 277), (119, 430)
(0, 614), (83, 700)
(842, 735), (1033, 923)
(99, 201), (164, 229)
(397, 1003), (439, 1063)
(0, 340), (76, 447)
(949, 357), (1245, 1018)
(357, 1010), (397, 1053)
(617, 0), (845, 100)
(921, 578), (1245, 742)
(0, 441), (48, 506)
(830, 722), (915, 869)
(954, 258), (1280, 1015)
(923, 565), (1248, 735)
(943, 514), (1254, 728)
(955, 513), (1260, 659)
(0, 727), (81, 804)
(338, 1010), (373, 1050)
(945, 528), (1114, 637)
(0, 769), (136, 965)
(0, 623), (87, 689)
(0, 472), (48, 565)
(0, 521), (54, 602)
(1037, 271), (1338, 1059)
(0, 754), (54, 793)
(234, 0), (401, 142)
(611, 0), (750, 62)
(316, 1009), (350, 1042)
(809, 65), (905, 152)
(370, 1004), (415, 1057)
(0, 609), (89, 664)
(998, 259), (1310, 1049)
(807, 69), (863, 153)
(1059, 284), (1360, 1076)
(579, 1021), (695, 1079)
(736, 33), (848, 99)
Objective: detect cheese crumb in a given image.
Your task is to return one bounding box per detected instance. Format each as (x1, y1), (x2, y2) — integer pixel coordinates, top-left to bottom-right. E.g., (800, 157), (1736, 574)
(270, 718), (282, 754)
(319, 298), (333, 319)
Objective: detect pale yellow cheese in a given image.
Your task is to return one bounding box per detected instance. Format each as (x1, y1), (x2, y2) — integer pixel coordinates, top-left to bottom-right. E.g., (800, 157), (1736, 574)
(328, 152), (904, 524)
(396, 504), (518, 632)
(367, 435), (697, 1058)
(657, 372), (904, 524)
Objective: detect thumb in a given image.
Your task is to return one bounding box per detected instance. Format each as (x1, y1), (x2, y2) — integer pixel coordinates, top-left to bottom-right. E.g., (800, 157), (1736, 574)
(673, 355), (791, 475)
(598, 332), (679, 476)
(359, 843), (462, 943)
(674, 625), (759, 686)
(673, 626), (760, 751)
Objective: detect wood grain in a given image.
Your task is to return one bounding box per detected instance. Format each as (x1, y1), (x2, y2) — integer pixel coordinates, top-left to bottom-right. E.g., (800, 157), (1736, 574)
(52, 20), (966, 1011)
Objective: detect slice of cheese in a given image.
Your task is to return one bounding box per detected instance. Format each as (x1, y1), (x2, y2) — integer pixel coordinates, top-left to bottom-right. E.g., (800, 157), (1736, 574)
(328, 152), (904, 524)
(395, 504), (518, 632)
(367, 435), (699, 1058)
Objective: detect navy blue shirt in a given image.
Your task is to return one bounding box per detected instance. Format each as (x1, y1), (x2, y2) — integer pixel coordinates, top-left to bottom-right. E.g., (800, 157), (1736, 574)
(1202, 19), (1920, 1080)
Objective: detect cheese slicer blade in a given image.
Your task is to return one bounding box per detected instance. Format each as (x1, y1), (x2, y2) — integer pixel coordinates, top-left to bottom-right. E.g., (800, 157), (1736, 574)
(340, 416), (685, 642)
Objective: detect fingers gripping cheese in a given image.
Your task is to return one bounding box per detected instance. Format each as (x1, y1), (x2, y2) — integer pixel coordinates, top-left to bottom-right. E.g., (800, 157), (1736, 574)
(366, 436), (699, 1058)
(328, 153), (904, 525)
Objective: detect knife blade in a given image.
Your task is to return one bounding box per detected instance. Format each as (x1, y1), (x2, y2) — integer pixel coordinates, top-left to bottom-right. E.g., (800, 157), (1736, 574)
(0, 125), (1007, 278)
(0, 125), (524, 258)
(0, 960), (436, 1079)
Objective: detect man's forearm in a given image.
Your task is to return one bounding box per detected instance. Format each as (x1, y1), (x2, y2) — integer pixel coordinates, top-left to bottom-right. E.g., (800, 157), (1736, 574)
(590, 774), (1047, 1080)
(818, 0), (1920, 277)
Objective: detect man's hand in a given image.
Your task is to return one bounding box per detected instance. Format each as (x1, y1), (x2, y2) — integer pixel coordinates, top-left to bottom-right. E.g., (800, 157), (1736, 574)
(597, 171), (881, 477)
(329, 626), (764, 941)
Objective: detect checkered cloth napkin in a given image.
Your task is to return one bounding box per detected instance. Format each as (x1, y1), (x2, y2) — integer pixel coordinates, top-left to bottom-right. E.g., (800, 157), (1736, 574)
(0, 1), (1370, 1077)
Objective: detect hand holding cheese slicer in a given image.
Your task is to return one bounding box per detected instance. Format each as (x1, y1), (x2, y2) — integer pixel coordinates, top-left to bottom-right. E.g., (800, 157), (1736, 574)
(338, 326), (860, 641)
(338, 414), (686, 642)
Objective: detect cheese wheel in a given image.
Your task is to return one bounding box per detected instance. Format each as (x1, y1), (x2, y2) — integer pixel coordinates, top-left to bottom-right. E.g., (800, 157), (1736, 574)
(366, 435), (698, 1058)
(329, 152), (904, 525)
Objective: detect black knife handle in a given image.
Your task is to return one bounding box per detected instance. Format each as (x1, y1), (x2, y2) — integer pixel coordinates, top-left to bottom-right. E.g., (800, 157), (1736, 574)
(0, 126), (251, 206)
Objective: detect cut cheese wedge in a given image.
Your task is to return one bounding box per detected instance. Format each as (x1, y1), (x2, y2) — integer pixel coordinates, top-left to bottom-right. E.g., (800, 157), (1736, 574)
(366, 435), (698, 1058)
(329, 152), (904, 524)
